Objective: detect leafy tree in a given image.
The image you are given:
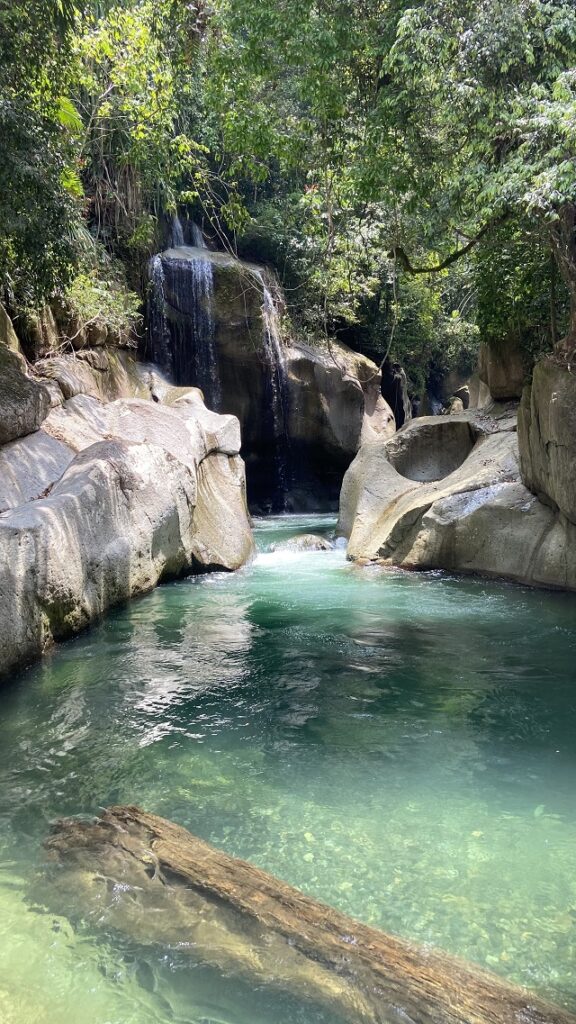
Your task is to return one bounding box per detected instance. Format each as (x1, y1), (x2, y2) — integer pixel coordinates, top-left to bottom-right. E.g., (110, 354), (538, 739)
(388, 0), (576, 353)
(0, 1), (86, 302)
(210, 0), (576, 357)
(72, 1), (208, 260)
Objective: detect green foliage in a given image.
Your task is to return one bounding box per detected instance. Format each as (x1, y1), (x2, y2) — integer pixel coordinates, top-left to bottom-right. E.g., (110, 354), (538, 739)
(65, 265), (141, 337)
(0, 1), (85, 303)
(212, 0), (576, 353)
(475, 222), (569, 357)
(2, 0), (575, 375)
(73, 1), (210, 257)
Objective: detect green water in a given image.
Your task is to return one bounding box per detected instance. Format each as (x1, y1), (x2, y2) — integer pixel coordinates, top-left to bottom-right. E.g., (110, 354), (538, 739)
(1, 514), (576, 1023)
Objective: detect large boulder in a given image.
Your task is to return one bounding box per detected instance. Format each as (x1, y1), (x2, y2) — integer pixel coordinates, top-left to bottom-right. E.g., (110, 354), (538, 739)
(0, 441), (198, 675)
(518, 358), (576, 525)
(0, 392), (254, 679)
(478, 337), (530, 400)
(339, 414), (518, 561)
(399, 481), (576, 590)
(147, 246), (395, 509)
(0, 345), (51, 444)
(0, 431), (74, 513)
(337, 406), (576, 590)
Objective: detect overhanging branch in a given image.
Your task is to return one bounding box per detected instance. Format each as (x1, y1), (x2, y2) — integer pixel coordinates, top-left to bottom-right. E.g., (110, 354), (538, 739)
(390, 216), (507, 275)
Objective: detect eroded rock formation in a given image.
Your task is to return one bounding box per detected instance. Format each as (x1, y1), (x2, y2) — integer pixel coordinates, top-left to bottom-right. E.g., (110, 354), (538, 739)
(478, 337), (530, 400)
(518, 358), (576, 524)
(338, 404), (576, 590)
(0, 307), (255, 679)
(0, 344), (51, 444)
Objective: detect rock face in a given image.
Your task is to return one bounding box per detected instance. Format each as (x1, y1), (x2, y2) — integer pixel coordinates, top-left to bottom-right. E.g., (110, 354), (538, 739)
(338, 406), (576, 590)
(518, 358), (576, 524)
(0, 303), (22, 354)
(478, 337), (530, 400)
(0, 391), (254, 680)
(0, 344), (51, 444)
(34, 348), (153, 403)
(147, 246), (395, 509)
(381, 360), (412, 428)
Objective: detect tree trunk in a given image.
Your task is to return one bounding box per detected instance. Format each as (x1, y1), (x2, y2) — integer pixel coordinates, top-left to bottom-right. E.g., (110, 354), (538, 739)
(40, 806), (576, 1024)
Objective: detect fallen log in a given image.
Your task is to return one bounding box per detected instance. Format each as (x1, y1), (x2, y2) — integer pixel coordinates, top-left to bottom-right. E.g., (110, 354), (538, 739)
(41, 806), (576, 1024)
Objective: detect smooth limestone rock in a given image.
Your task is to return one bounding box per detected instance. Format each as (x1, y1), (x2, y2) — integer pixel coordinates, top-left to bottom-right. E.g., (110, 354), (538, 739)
(0, 392), (254, 679)
(338, 406), (576, 590)
(0, 345), (51, 444)
(268, 534), (333, 552)
(518, 358), (576, 524)
(0, 431), (74, 513)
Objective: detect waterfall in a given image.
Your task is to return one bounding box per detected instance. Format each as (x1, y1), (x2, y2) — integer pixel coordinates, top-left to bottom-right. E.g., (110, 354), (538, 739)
(191, 223), (207, 249)
(261, 279), (292, 505)
(146, 255), (172, 377)
(184, 255), (221, 409)
(169, 215), (207, 250)
(169, 214), (185, 248)
(146, 252), (222, 410)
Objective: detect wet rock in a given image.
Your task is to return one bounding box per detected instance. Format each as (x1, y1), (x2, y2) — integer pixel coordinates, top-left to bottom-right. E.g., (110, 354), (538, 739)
(147, 246), (395, 509)
(381, 360), (412, 428)
(268, 534), (334, 552)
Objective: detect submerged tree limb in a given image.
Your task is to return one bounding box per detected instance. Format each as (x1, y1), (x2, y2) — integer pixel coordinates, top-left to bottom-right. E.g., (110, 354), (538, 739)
(41, 806), (576, 1024)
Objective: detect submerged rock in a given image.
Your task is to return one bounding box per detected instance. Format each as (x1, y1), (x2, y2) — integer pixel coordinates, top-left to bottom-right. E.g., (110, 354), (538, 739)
(268, 534), (334, 552)
(338, 407), (576, 591)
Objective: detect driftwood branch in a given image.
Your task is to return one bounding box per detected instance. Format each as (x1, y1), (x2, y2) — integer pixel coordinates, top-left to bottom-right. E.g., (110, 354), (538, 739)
(40, 806), (576, 1024)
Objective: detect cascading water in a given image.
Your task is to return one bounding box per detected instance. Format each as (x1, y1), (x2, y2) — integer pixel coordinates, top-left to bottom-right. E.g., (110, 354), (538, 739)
(191, 222), (207, 249)
(146, 254), (172, 377)
(146, 249), (222, 410)
(183, 254), (222, 409)
(169, 214), (185, 248)
(261, 278), (292, 506)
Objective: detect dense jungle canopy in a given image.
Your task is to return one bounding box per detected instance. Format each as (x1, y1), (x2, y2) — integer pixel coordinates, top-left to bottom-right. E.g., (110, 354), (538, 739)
(1, 0), (576, 397)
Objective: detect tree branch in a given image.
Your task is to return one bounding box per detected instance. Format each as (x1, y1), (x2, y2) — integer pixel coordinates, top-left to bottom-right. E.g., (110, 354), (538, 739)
(390, 217), (506, 275)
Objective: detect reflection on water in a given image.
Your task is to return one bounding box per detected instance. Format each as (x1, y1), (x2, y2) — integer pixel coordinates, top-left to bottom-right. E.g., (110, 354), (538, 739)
(0, 514), (576, 1022)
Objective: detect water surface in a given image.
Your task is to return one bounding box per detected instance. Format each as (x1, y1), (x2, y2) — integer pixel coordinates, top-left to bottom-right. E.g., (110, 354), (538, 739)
(0, 514), (575, 1023)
